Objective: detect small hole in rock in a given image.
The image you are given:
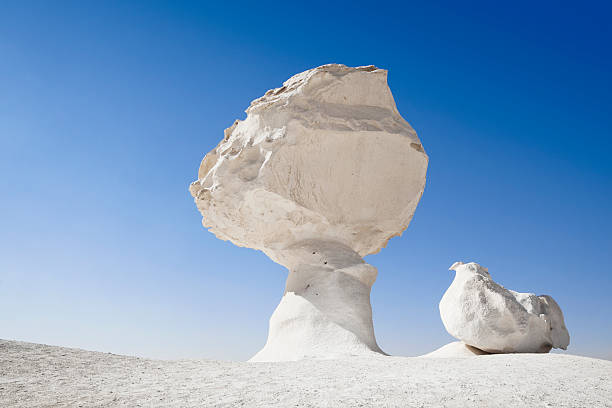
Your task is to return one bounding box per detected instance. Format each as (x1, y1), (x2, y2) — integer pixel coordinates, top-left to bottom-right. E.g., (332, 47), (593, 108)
(324, 261), (327, 264)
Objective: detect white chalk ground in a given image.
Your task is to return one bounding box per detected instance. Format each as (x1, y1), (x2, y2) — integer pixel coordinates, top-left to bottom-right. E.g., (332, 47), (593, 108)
(1, 340), (610, 407)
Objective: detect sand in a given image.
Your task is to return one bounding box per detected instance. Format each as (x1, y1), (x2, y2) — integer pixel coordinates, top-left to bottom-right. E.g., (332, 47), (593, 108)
(1, 339), (610, 407)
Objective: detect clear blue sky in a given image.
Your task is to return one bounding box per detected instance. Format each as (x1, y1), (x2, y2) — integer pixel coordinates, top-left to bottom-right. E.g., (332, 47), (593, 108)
(1, 1), (610, 361)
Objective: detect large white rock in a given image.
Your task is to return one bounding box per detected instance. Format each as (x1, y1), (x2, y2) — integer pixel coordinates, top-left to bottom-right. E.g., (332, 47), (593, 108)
(190, 64), (428, 361)
(439, 262), (570, 353)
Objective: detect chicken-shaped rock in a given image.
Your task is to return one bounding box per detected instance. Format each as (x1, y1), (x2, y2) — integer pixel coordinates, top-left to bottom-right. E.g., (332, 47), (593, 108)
(439, 262), (570, 353)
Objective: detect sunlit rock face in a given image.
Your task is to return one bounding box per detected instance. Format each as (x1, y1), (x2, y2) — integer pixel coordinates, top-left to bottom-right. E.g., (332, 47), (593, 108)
(439, 262), (570, 354)
(190, 64), (428, 361)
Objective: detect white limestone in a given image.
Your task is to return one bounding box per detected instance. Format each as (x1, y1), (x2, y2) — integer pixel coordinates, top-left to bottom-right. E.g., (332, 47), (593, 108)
(4, 340), (612, 407)
(189, 64), (428, 361)
(420, 341), (489, 358)
(439, 262), (570, 353)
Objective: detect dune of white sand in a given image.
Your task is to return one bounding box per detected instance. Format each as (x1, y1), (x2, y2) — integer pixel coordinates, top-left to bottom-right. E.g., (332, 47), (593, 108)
(1, 339), (610, 407)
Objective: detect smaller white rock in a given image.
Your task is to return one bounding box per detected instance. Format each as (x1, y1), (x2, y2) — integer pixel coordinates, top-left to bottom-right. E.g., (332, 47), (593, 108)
(439, 262), (570, 353)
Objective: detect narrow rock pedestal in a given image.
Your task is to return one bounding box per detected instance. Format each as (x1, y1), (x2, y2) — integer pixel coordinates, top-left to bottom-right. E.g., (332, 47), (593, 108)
(251, 240), (383, 361)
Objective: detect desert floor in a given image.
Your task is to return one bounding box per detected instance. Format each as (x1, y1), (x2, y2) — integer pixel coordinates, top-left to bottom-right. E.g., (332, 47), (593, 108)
(1, 339), (610, 407)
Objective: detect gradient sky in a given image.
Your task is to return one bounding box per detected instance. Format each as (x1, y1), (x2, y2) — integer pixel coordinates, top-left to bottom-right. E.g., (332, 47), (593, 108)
(1, 1), (611, 361)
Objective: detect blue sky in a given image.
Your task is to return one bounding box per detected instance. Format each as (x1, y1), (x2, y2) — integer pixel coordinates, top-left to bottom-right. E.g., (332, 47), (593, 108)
(1, 1), (610, 360)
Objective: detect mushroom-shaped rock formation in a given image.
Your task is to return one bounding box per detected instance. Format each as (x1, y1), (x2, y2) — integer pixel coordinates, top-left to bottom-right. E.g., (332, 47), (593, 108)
(189, 64), (428, 362)
(439, 262), (570, 354)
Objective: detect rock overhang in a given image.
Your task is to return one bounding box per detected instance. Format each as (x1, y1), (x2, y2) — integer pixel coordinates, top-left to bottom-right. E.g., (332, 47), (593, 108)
(190, 64), (428, 260)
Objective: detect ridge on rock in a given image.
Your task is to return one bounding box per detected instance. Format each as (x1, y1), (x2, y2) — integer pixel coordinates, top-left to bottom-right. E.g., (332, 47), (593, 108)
(190, 64), (428, 361)
(439, 262), (570, 354)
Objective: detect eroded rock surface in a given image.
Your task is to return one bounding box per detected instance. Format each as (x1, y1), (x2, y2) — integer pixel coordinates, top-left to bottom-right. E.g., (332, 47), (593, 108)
(439, 262), (570, 354)
(190, 64), (428, 361)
